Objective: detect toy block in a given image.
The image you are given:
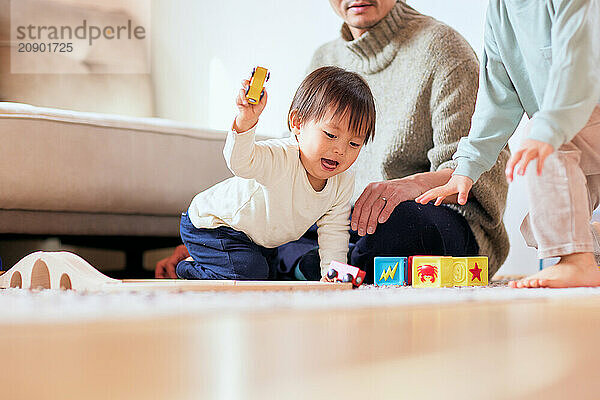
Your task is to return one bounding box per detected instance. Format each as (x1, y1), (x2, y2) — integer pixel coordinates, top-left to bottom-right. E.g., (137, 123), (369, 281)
(410, 256), (455, 288)
(374, 257), (407, 286)
(327, 260), (366, 287)
(466, 257), (488, 286)
(448, 258), (469, 286)
(245, 66), (269, 104)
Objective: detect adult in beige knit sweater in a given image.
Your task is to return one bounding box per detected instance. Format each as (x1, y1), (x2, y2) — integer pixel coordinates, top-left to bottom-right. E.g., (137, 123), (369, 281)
(275, 0), (510, 283)
(157, 0), (510, 282)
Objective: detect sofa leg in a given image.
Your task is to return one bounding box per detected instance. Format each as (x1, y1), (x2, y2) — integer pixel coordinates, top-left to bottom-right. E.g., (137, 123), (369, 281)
(124, 247), (153, 278)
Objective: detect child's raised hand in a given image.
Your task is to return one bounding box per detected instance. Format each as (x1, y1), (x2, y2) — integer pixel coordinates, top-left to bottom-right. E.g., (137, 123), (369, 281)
(415, 175), (474, 206)
(505, 139), (554, 182)
(234, 78), (268, 133)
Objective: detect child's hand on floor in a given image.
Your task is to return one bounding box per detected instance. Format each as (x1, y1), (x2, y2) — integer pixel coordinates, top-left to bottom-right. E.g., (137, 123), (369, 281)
(234, 77), (268, 133)
(415, 175), (474, 206)
(320, 275), (335, 283)
(154, 244), (189, 279)
(505, 139), (554, 182)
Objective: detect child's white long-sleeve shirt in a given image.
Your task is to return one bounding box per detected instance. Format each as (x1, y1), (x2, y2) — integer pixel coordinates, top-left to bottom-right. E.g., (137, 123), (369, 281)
(187, 125), (354, 276)
(453, 0), (600, 182)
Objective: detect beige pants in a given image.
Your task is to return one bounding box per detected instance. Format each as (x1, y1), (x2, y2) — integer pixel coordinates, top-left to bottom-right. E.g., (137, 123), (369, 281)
(521, 106), (600, 259)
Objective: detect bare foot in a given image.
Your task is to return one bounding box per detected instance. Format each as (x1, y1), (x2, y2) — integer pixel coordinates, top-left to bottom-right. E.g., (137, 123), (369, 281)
(509, 252), (600, 288)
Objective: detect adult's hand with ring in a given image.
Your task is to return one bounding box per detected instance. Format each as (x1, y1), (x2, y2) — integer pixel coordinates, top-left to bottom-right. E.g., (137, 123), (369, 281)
(351, 177), (422, 236)
(351, 169), (459, 236)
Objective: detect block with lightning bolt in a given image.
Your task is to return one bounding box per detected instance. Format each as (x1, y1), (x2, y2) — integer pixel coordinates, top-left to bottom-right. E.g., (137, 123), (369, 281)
(410, 256), (456, 288)
(374, 257), (407, 286)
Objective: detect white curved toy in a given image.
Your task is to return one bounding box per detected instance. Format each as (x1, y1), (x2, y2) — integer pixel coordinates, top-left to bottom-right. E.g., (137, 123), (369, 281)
(0, 251), (119, 290)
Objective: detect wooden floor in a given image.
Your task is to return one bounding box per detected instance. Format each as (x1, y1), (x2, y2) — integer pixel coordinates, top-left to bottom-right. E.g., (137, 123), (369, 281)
(2, 295), (600, 400)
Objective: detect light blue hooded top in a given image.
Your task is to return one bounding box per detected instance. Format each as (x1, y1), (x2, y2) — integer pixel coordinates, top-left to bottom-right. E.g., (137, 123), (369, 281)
(453, 0), (600, 182)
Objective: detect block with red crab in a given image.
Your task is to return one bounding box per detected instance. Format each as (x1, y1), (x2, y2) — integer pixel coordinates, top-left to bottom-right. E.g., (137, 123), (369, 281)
(409, 256), (455, 288)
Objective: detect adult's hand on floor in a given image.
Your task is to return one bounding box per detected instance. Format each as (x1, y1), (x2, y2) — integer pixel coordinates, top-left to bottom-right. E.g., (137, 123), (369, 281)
(155, 244), (189, 278)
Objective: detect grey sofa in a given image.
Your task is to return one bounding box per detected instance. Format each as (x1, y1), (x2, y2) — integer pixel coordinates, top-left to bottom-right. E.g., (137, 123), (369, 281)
(0, 103), (232, 276)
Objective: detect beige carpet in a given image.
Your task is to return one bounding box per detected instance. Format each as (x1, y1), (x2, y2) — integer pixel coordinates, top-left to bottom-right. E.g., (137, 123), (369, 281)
(2, 284), (600, 324)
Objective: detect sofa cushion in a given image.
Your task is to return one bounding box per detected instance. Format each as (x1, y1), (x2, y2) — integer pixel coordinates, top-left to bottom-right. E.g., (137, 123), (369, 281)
(0, 102), (231, 217)
(0, 0), (154, 117)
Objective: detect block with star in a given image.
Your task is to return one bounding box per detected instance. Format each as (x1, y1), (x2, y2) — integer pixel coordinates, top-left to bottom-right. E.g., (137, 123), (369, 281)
(410, 256), (455, 288)
(466, 257), (488, 286)
(374, 257), (407, 286)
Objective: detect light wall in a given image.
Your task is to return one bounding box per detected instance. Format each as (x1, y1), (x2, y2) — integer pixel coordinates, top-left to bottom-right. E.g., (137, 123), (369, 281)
(149, 1), (573, 276)
(151, 0), (340, 136)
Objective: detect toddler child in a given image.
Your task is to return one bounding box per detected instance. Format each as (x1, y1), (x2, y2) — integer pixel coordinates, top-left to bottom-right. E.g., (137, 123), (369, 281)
(176, 66), (376, 281)
(415, 0), (600, 288)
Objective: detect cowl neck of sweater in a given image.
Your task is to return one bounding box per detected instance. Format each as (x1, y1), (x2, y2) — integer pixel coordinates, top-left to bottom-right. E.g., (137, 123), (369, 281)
(341, 1), (422, 74)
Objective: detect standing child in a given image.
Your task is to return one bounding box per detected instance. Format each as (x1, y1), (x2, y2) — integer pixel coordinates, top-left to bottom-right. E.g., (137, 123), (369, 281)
(415, 0), (600, 288)
(177, 66), (376, 281)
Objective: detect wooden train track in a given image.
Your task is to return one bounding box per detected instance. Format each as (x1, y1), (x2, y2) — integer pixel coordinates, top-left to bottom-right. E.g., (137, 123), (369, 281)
(0, 252), (352, 292)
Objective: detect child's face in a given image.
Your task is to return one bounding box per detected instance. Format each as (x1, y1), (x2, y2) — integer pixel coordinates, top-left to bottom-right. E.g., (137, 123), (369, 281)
(291, 109), (366, 190)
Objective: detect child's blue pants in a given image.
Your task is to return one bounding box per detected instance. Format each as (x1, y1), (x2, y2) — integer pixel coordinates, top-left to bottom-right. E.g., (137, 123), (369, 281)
(176, 212), (277, 280)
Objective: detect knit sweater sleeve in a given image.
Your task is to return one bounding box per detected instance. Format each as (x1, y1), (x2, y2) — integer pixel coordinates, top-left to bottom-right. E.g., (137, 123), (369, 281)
(427, 58), (480, 174)
(427, 27), (510, 236)
(426, 25), (481, 174)
(316, 172), (354, 277)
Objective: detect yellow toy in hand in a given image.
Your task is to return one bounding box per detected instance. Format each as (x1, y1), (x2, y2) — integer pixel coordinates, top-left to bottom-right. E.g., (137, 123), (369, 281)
(245, 66), (270, 104)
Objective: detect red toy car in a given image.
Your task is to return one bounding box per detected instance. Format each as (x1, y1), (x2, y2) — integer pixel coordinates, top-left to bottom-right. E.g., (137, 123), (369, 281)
(326, 261), (366, 287)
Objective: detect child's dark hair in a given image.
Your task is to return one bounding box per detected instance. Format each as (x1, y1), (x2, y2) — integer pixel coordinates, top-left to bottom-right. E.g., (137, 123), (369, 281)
(288, 66), (376, 143)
